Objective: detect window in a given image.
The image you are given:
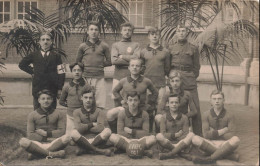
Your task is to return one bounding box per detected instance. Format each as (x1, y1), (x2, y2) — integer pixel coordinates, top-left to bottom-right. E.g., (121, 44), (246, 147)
(17, 1), (37, 20)
(124, 0), (143, 27)
(0, 1), (10, 23)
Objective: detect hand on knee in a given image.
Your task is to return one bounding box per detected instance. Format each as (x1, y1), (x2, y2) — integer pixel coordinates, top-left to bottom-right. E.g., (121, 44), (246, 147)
(19, 137), (31, 148)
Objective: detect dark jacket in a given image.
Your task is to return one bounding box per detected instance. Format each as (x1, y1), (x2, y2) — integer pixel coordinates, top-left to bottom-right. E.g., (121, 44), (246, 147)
(19, 50), (65, 97)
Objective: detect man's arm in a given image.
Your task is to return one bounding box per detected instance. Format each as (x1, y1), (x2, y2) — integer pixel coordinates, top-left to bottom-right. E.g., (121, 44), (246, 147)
(56, 54), (65, 91)
(185, 92), (197, 118)
(111, 43), (129, 65)
(177, 115), (189, 140)
(117, 110), (131, 138)
(27, 112), (44, 141)
(160, 115), (176, 139)
(147, 79), (159, 105)
(73, 110), (93, 134)
(103, 43), (112, 67)
(222, 113), (236, 140)
(164, 51), (171, 77)
(112, 79), (124, 106)
(90, 110), (105, 133)
(19, 53), (34, 75)
(193, 46), (200, 78)
(133, 112), (149, 138)
(157, 90), (169, 115)
(50, 110), (66, 138)
(202, 111), (217, 139)
(121, 44), (140, 61)
(59, 84), (68, 107)
(76, 43), (85, 63)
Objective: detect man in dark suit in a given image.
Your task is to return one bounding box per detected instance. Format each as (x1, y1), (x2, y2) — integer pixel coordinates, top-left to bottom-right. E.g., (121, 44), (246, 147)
(19, 31), (65, 109)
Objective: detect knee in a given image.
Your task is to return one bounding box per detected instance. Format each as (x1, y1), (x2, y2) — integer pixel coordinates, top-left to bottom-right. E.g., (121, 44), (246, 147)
(61, 135), (71, 144)
(155, 133), (165, 142)
(19, 137), (31, 148)
(101, 128), (112, 139)
(192, 135), (203, 146)
(148, 135), (156, 144)
(155, 114), (162, 124)
(229, 136), (240, 147)
(106, 108), (120, 121)
(109, 133), (119, 144)
(187, 132), (195, 139)
(70, 129), (81, 141)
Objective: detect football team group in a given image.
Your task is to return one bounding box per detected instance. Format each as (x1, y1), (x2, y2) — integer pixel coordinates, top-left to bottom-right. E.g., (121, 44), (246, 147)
(17, 21), (240, 164)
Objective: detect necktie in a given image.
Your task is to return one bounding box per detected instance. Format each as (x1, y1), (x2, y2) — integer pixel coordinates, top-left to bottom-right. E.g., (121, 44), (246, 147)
(43, 51), (48, 60)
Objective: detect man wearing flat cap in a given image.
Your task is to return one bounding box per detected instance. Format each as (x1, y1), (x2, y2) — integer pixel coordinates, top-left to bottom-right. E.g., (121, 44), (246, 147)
(19, 31), (65, 110)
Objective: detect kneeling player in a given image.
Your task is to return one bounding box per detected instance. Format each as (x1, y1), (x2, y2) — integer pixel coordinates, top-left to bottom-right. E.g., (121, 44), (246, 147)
(70, 89), (113, 156)
(109, 91), (156, 158)
(19, 89), (70, 160)
(156, 94), (194, 160)
(191, 90), (240, 164)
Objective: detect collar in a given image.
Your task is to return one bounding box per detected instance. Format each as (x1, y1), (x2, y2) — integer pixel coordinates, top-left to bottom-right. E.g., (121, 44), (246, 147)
(124, 106), (142, 118)
(36, 107), (55, 115)
(166, 109), (182, 121)
(69, 78), (85, 87)
(146, 44), (163, 51)
(177, 39), (187, 45)
(121, 38), (132, 42)
(170, 88), (184, 96)
(81, 105), (95, 115)
(127, 75), (144, 83)
(40, 50), (50, 56)
(210, 107), (226, 119)
(86, 39), (101, 46)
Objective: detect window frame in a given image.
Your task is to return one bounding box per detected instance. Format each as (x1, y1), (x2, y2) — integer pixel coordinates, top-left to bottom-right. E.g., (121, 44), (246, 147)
(0, 0), (11, 23)
(17, 0), (38, 20)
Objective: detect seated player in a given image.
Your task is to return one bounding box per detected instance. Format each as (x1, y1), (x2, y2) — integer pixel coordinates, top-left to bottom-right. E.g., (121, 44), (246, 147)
(70, 89), (113, 156)
(109, 58), (158, 133)
(156, 94), (194, 160)
(108, 91), (156, 158)
(191, 90), (240, 164)
(155, 70), (198, 134)
(59, 62), (91, 135)
(19, 89), (70, 160)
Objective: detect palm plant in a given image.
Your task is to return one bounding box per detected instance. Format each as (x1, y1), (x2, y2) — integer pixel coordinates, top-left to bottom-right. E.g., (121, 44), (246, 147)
(62, 0), (128, 40)
(0, 57), (5, 105)
(159, 0), (259, 90)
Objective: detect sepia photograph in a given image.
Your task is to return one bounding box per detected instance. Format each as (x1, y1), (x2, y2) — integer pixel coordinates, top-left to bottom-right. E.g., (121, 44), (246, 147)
(0, 0), (259, 165)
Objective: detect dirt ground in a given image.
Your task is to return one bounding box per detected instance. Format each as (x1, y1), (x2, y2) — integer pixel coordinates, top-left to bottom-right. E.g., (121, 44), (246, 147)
(0, 102), (259, 166)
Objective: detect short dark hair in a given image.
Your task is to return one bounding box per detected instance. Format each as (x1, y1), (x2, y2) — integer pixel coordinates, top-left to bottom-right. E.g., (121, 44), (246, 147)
(39, 31), (54, 40)
(126, 91), (140, 99)
(81, 88), (95, 96)
(87, 21), (101, 32)
(120, 22), (135, 32)
(129, 58), (144, 66)
(37, 89), (54, 99)
(148, 27), (160, 36)
(210, 90), (225, 98)
(168, 93), (180, 102)
(69, 62), (84, 72)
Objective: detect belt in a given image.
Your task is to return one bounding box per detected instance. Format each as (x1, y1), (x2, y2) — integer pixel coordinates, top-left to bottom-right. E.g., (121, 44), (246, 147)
(172, 65), (192, 71)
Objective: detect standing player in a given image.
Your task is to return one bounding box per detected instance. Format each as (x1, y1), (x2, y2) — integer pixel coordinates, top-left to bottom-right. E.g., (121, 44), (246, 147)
(76, 21), (111, 109)
(156, 94), (194, 160)
(19, 90), (69, 160)
(108, 92), (156, 158)
(111, 22), (140, 106)
(191, 90), (240, 164)
(59, 62), (92, 135)
(108, 58), (158, 133)
(70, 89), (113, 156)
(140, 27), (171, 129)
(19, 31), (65, 109)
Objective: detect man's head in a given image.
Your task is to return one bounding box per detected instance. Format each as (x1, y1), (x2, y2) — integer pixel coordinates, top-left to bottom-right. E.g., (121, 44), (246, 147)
(37, 89), (54, 109)
(87, 21), (100, 40)
(176, 23), (188, 40)
(69, 62), (84, 80)
(167, 94), (180, 113)
(126, 91), (140, 110)
(39, 32), (53, 51)
(148, 27), (160, 44)
(120, 22), (135, 39)
(81, 88), (95, 109)
(210, 90), (225, 110)
(169, 70), (182, 90)
(128, 58), (143, 75)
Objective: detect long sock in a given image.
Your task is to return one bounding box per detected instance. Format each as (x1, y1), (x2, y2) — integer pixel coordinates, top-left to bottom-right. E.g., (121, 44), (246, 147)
(199, 140), (217, 154)
(210, 142), (236, 160)
(115, 138), (128, 151)
(159, 140), (174, 150)
(47, 139), (67, 152)
(26, 142), (49, 157)
(155, 124), (160, 133)
(225, 152), (239, 161)
(91, 135), (104, 146)
(169, 141), (187, 156)
(76, 136), (97, 152)
(108, 119), (117, 133)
